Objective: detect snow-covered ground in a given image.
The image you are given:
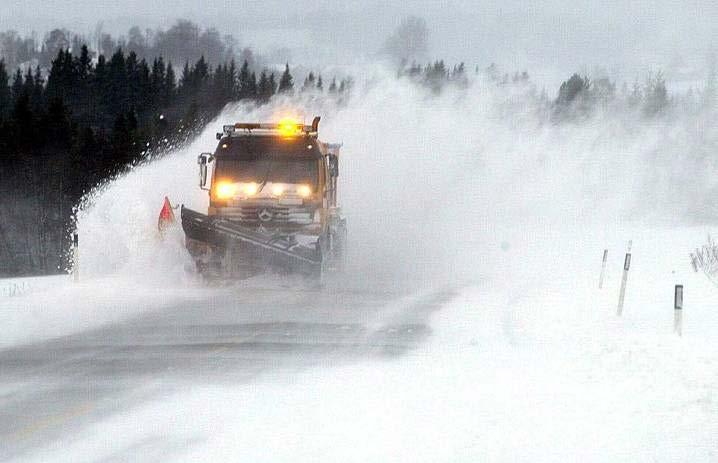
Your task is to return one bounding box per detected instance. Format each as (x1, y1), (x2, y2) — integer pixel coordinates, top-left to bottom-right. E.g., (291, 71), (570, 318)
(8, 225), (718, 462)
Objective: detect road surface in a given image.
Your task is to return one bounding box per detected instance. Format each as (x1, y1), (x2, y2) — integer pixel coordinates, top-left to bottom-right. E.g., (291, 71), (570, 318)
(0, 283), (454, 461)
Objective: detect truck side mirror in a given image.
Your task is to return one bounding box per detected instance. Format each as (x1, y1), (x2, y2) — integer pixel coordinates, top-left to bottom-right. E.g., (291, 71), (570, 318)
(198, 153), (214, 190)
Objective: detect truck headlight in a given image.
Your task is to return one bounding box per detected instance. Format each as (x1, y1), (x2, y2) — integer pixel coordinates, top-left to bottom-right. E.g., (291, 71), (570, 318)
(243, 182), (258, 196)
(297, 185), (312, 198)
(215, 181), (237, 199)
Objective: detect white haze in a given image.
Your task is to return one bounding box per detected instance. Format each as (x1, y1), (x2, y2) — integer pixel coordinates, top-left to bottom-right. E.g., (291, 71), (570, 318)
(73, 64), (718, 289)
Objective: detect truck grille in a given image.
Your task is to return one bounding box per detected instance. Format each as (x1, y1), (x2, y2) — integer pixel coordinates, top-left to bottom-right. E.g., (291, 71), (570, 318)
(221, 205), (314, 225)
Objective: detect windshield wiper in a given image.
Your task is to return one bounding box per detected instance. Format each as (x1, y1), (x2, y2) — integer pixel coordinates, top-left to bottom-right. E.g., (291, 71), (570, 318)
(256, 158), (274, 194)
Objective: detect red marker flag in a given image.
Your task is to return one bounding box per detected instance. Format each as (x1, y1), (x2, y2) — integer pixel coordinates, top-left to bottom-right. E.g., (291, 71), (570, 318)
(158, 196), (176, 233)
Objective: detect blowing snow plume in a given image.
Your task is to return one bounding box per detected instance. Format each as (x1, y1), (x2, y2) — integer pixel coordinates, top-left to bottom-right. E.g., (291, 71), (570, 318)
(74, 64), (718, 290)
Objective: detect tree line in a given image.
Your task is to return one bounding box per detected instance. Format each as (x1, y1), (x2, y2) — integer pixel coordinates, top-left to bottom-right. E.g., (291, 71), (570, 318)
(399, 60), (469, 92)
(0, 20), (238, 73)
(553, 72), (671, 119)
(477, 62), (716, 121)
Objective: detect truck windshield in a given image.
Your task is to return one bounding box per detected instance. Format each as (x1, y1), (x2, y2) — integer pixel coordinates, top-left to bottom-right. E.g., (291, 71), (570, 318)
(215, 158), (318, 185)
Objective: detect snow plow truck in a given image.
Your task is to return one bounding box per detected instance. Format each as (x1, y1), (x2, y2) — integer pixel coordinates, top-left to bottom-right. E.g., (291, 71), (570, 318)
(180, 117), (346, 279)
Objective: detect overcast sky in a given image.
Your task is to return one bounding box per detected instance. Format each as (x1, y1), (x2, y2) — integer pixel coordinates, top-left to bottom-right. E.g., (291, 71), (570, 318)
(2, 0), (716, 85)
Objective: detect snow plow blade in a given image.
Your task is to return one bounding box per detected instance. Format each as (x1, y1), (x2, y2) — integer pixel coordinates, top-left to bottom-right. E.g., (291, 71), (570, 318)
(181, 206), (321, 274)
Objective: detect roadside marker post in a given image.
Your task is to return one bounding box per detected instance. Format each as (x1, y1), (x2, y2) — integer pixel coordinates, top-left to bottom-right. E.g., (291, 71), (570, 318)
(73, 232), (79, 283)
(674, 285), (683, 336)
(599, 249), (608, 289)
(617, 240), (632, 316)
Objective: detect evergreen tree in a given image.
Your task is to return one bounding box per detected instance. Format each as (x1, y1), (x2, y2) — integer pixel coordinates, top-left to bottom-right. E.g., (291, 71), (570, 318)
(110, 113), (133, 167)
(11, 69), (24, 100)
(125, 51), (141, 104)
(452, 62), (468, 87)
(210, 63), (225, 103)
(94, 54), (107, 87)
(268, 72), (277, 95)
(32, 66), (44, 111)
(150, 57), (166, 100)
(238, 60), (253, 99)
(316, 74), (323, 91)
(228, 59), (237, 99)
(556, 74), (591, 107)
(628, 80), (642, 108)
(248, 72), (257, 98)
(180, 61), (192, 89)
(0, 60), (10, 117)
(44, 97), (72, 150)
(92, 54), (109, 120)
(643, 71), (669, 116)
(127, 108), (138, 132)
(69, 127), (98, 197)
(278, 63), (293, 93)
(257, 70), (272, 103)
(302, 71), (316, 91)
(107, 49), (127, 113)
(22, 67), (34, 97)
(45, 49), (69, 102)
(165, 62), (176, 103)
(192, 56), (209, 89)
(77, 45), (92, 80)
(11, 92), (34, 149)
(136, 59), (151, 105)
(215, 63), (237, 104)
(328, 77), (337, 94)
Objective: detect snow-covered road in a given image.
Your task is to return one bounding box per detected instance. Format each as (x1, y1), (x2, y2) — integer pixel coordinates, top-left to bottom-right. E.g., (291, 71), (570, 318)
(0, 280), (454, 461)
